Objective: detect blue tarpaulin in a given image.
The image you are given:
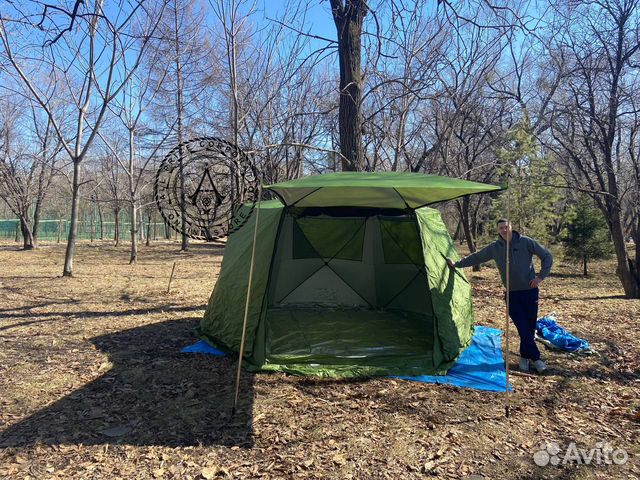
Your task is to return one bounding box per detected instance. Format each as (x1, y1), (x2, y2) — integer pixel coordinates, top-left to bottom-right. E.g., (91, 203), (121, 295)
(536, 314), (590, 352)
(181, 340), (225, 356)
(396, 326), (510, 392)
(182, 326), (510, 392)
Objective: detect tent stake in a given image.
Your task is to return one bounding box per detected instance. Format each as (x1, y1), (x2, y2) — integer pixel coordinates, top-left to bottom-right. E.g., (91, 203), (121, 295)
(505, 176), (511, 418)
(232, 187), (262, 416)
(167, 261), (177, 293)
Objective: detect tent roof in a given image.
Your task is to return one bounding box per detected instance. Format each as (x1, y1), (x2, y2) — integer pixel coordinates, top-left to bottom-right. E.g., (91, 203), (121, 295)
(265, 172), (503, 209)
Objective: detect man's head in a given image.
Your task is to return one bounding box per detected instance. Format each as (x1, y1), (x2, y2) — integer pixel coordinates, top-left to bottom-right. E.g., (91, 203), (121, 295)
(497, 218), (512, 241)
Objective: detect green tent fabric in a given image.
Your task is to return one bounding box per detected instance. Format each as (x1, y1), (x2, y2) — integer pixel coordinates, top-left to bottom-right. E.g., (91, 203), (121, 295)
(200, 201), (283, 366)
(198, 172), (500, 378)
(266, 171), (503, 209)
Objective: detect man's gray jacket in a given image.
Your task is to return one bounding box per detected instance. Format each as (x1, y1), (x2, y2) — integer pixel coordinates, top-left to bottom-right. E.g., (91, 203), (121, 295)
(454, 231), (553, 291)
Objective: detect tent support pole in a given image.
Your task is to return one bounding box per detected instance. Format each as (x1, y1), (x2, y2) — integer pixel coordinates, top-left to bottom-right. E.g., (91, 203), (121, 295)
(505, 177), (511, 418)
(232, 187), (262, 416)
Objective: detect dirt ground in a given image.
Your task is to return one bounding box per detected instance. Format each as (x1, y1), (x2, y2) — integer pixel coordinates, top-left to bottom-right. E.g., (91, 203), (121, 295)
(0, 240), (638, 479)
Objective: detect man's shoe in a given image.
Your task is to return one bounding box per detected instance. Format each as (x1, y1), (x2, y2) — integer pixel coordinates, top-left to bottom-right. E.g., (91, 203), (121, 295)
(519, 357), (530, 373)
(532, 359), (547, 373)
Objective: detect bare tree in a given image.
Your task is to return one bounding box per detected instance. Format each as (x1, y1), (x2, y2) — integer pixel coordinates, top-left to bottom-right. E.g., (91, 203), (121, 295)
(361, 1), (447, 172)
(0, 97), (36, 249)
(98, 60), (176, 263)
(211, 0), (256, 154)
(0, 0), (166, 275)
(146, 0), (210, 251)
(98, 150), (127, 246)
(547, 0), (640, 298)
(27, 102), (63, 243)
(0, 93), (62, 249)
(329, 0), (368, 171)
(424, 17), (511, 260)
(624, 102), (640, 268)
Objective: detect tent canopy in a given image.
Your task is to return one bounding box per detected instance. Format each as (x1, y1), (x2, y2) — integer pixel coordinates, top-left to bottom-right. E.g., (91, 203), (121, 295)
(199, 172), (503, 378)
(266, 171), (503, 209)
(200, 203), (475, 377)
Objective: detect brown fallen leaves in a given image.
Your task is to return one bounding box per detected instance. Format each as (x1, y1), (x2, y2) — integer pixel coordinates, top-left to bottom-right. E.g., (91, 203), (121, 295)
(0, 241), (639, 479)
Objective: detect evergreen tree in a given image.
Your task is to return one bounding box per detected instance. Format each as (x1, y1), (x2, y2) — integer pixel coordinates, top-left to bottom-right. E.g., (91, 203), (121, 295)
(562, 196), (613, 276)
(489, 113), (563, 245)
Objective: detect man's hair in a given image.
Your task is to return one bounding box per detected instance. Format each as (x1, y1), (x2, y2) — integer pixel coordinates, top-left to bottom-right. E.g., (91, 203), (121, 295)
(496, 218), (509, 226)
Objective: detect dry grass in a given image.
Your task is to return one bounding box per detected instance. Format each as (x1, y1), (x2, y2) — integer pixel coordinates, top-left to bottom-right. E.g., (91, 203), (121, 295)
(0, 240), (638, 479)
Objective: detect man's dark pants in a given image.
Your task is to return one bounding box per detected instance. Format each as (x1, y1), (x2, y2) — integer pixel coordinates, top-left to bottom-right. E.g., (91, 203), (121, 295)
(507, 288), (540, 361)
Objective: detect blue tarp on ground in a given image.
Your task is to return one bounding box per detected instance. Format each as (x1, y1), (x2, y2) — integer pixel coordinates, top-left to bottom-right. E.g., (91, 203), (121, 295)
(536, 314), (590, 352)
(182, 326), (509, 392)
(181, 340), (225, 356)
(396, 326), (510, 392)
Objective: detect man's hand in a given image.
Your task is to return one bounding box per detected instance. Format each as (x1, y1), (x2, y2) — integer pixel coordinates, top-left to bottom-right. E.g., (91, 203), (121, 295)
(445, 257), (456, 270)
(529, 276), (543, 288)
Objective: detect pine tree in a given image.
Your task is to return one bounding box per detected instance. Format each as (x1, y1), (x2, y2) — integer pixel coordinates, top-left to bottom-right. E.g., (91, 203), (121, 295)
(562, 196), (613, 276)
(489, 113), (562, 245)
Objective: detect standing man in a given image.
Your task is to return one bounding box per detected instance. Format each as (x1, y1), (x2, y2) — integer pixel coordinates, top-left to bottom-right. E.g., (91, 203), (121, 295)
(446, 219), (553, 373)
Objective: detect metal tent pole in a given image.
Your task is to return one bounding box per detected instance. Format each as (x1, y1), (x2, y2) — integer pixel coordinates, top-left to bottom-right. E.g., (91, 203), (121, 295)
(232, 186), (262, 416)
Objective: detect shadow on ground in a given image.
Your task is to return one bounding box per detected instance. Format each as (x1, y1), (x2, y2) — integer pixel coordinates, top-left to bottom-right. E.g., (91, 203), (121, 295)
(0, 319), (254, 448)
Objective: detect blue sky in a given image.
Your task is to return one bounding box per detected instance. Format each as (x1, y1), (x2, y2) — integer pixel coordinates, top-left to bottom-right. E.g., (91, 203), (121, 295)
(256, 0), (337, 41)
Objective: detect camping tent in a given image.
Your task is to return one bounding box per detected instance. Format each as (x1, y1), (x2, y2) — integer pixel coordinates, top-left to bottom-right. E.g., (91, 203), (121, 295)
(199, 172), (502, 377)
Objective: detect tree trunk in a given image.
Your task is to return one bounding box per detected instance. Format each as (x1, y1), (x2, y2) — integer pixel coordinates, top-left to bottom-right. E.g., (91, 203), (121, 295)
(583, 255), (588, 277)
(57, 218), (62, 244)
(471, 203), (481, 243)
(98, 203), (104, 240)
(330, 0), (367, 172)
(226, 1), (241, 205)
(33, 151), (53, 244)
(632, 236), (640, 285)
(90, 209), (94, 243)
(460, 197), (480, 272)
(146, 213), (152, 247)
(153, 212), (157, 242)
(20, 216), (35, 250)
(139, 212), (145, 242)
(32, 198), (42, 244)
(130, 202), (138, 263)
(453, 219), (461, 243)
(63, 160), (81, 277)
(114, 209), (120, 246)
(603, 14), (638, 297)
(607, 202), (639, 298)
(129, 127), (138, 264)
(174, 2), (189, 252)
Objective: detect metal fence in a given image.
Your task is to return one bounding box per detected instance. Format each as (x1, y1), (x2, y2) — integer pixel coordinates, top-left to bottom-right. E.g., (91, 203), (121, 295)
(0, 219), (175, 242)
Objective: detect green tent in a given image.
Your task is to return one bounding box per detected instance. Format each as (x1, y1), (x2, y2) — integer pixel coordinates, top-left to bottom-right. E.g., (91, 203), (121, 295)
(199, 172), (502, 377)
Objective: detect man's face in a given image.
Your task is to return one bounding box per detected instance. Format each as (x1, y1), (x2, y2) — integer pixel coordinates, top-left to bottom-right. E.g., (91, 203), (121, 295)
(497, 221), (512, 241)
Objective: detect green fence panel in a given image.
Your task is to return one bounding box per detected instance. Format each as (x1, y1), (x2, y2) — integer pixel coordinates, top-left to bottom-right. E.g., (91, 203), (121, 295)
(0, 219), (171, 242)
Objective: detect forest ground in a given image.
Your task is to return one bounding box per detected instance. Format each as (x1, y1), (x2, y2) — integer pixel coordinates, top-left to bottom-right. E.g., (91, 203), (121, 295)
(0, 240), (638, 479)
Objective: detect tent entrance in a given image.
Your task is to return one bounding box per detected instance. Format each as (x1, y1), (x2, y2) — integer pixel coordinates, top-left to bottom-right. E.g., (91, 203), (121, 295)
(264, 208), (436, 373)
